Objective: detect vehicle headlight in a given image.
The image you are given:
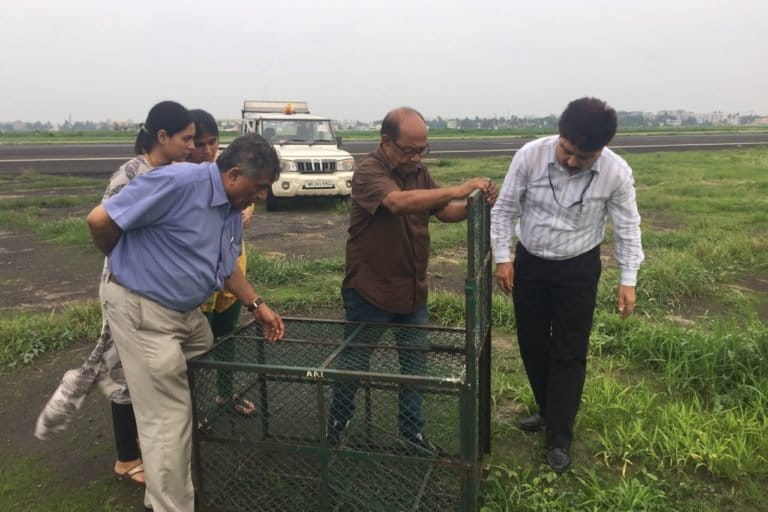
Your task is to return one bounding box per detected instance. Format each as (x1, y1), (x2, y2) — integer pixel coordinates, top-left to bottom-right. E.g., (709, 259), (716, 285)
(280, 160), (296, 172)
(338, 158), (355, 172)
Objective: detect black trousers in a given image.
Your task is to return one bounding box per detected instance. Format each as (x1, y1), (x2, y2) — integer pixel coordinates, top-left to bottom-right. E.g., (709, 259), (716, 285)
(112, 402), (141, 462)
(512, 243), (601, 450)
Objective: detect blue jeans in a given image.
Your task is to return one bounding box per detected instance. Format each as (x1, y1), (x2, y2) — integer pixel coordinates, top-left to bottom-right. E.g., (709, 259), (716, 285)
(328, 288), (429, 436)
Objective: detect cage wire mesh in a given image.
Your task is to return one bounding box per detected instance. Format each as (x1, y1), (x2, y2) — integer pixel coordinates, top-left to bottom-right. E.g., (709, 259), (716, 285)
(189, 190), (492, 511)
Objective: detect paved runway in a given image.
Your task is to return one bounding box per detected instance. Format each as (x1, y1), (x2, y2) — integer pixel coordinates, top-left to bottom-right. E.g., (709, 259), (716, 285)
(1, 133), (767, 176)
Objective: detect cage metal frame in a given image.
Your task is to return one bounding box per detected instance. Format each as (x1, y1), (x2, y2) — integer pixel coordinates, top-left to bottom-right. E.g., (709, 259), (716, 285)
(189, 189), (492, 511)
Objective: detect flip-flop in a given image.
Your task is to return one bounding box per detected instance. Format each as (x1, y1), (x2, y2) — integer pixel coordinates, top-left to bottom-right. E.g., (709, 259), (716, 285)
(216, 395), (256, 416)
(114, 462), (145, 486)
(231, 395), (256, 416)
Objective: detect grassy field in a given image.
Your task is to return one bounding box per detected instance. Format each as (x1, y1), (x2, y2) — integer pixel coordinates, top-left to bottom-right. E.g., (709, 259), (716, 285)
(1, 149), (767, 510)
(2, 125), (768, 144)
(339, 125), (768, 141)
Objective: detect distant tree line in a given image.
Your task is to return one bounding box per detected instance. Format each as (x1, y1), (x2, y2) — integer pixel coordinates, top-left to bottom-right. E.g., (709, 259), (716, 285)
(0, 119), (135, 133)
(421, 111), (761, 131)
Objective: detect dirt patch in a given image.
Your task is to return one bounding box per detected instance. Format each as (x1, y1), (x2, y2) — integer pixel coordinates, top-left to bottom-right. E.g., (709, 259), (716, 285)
(0, 340), (145, 510)
(0, 181), (102, 197)
(736, 274), (768, 294)
(247, 205), (348, 259)
(0, 230), (104, 311)
(732, 274), (768, 322)
(428, 259), (466, 294)
(667, 274), (768, 324)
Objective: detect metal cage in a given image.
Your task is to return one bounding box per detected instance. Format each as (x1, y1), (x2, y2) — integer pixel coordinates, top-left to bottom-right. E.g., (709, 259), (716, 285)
(189, 190), (492, 511)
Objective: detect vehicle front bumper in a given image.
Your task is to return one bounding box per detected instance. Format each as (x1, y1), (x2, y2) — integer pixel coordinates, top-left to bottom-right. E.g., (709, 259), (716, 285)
(271, 172), (353, 198)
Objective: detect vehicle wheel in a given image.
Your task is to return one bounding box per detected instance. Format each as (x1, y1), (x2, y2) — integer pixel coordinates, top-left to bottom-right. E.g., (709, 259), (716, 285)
(266, 189), (281, 212)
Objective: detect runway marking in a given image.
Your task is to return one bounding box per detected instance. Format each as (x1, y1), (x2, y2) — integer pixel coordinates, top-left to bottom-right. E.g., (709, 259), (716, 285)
(1, 142), (767, 163)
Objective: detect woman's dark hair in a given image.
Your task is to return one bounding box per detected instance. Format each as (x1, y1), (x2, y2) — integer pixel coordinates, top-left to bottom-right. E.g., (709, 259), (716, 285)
(189, 109), (219, 138)
(558, 97), (617, 151)
(134, 101), (193, 155)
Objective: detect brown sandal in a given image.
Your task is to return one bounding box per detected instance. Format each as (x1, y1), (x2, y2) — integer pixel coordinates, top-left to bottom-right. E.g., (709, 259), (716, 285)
(114, 462), (145, 486)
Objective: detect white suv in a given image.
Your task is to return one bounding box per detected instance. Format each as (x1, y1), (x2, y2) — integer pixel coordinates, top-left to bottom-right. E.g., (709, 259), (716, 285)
(239, 101), (355, 211)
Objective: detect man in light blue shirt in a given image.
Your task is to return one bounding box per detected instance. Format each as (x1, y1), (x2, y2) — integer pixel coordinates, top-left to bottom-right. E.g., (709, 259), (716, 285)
(87, 134), (284, 512)
(490, 98), (644, 473)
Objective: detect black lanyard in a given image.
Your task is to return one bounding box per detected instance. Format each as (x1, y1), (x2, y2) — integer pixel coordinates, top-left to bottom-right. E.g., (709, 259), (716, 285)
(548, 166), (595, 209)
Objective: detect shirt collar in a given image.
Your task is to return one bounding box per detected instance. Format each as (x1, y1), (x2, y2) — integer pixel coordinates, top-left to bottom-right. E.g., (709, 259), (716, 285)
(374, 144), (396, 172)
(208, 162), (230, 207)
(547, 136), (602, 174)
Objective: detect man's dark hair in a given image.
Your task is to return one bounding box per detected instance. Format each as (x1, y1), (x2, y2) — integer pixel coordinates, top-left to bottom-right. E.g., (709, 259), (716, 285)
(189, 109), (219, 138)
(380, 107), (426, 141)
(558, 97), (617, 151)
(216, 134), (280, 181)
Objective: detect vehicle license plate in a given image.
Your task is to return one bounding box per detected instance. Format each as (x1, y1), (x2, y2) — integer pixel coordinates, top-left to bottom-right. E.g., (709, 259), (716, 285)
(304, 180), (334, 189)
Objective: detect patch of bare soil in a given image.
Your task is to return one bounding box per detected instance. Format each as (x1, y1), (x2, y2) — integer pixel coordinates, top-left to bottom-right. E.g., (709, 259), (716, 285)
(247, 205), (348, 259)
(732, 274), (768, 322)
(0, 230), (104, 311)
(666, 274), (768, 325)
(0, 340), (145, 510)
(0, 183), (102, 198)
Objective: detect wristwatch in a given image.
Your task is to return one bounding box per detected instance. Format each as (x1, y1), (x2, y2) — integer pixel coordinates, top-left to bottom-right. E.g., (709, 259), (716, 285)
(246, 297), (265, 312)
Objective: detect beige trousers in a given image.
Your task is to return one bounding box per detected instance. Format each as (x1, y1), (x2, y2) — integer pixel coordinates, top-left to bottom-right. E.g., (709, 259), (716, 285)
(100, 276), (213, 512)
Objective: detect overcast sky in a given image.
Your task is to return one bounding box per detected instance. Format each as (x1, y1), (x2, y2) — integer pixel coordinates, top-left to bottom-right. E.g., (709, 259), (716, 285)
(2, 0), (766, 123)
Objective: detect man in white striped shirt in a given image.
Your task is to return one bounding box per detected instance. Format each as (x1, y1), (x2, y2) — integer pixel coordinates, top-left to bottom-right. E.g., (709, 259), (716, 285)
(490, 97), (644, 473)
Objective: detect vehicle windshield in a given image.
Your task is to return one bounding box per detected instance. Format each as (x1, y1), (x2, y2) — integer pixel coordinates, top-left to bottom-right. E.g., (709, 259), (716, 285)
(261, 119), (335, 144)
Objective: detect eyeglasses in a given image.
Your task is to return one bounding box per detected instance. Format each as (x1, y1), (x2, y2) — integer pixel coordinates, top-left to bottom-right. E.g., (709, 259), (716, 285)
(548, 166), (595, 209)
(392, 140), (430, 157)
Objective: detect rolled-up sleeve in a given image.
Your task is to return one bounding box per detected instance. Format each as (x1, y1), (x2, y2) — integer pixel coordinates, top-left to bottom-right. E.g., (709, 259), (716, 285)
(491, 151), (529, 263)
(608, 174), (644, 286)
(103, 172), (179, 231)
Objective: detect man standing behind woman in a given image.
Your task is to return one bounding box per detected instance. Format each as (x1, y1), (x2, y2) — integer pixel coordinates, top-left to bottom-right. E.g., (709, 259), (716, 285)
(187, 109), (256, 415)
(35, 101), (196, 486)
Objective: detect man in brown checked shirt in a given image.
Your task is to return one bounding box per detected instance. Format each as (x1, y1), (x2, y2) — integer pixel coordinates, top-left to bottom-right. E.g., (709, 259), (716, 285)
(327, 107), (497, 453)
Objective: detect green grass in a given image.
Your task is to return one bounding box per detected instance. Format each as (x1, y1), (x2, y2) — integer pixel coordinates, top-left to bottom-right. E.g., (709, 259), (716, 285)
(0, 172), (102, 247)
(0, 171), (103, 189)
(0, 130), (241, 145)
(0, 209), (94, 247)
(3, 126), (766, 144)
(0, 454), (139, 512)
(1, 149), (768, 509)
(0, 194), (101, 210)
(0, 301), (101, 368)
(338, 125), (768, 141)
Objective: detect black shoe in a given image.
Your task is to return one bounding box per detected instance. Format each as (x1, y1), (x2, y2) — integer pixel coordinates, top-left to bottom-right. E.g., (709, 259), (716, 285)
(546, 447), (571, 473)
(399, 431), (442, 456)
(326, 419), (348, 446)
(517, 412), (545, 432)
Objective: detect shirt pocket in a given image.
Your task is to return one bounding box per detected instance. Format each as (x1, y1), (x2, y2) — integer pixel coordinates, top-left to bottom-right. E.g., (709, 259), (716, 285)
(552, 201), (604, 232)
(222, 222), (243, 277)
(577, 201), (606, 228)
